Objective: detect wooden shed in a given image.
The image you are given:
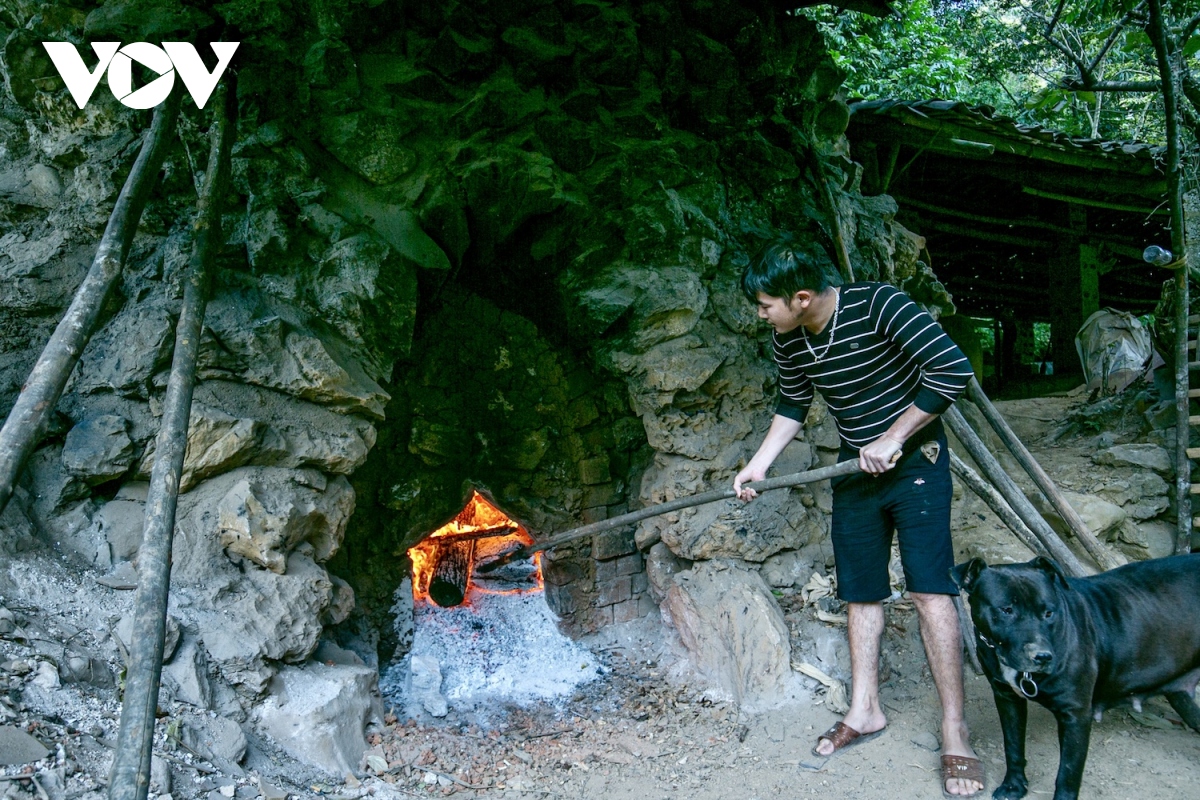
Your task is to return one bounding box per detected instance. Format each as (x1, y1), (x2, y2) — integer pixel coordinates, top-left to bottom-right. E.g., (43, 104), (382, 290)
(847, 99), (1171, 392)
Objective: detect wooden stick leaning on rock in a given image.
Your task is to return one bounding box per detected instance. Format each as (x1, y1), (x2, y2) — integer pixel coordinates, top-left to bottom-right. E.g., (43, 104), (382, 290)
(108, 83), (234, 800)
(0, 91), (182, 517)
(965, 378), (1124, 571)
(944, 405), (1088, 578)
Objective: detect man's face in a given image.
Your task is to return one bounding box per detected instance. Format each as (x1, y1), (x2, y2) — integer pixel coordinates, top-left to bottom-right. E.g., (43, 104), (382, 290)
(755, 292), (805, 334)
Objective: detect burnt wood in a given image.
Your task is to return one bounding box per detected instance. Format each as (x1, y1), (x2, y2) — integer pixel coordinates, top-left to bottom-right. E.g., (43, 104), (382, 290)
(429, 537), (477, 607)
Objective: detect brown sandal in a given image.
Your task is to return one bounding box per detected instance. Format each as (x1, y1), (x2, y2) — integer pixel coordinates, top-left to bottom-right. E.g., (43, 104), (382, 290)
(941, 754), (986, 798)
(811, 721), (886, 757)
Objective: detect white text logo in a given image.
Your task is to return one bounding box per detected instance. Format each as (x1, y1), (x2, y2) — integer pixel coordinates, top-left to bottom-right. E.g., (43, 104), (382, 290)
(41, 42), (239, 110)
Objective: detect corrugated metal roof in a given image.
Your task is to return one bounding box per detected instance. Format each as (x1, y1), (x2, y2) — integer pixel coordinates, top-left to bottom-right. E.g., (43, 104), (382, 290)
(849, 98), (1165, 170)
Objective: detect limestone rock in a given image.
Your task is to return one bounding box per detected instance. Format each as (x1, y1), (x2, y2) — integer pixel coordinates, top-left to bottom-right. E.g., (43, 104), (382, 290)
(84, 0), (213, 40)
(320, 111), (418, 186)
(198, 293), (390, 419)
(161, 633), (214, 710)
(576, 265), (707, 351)
(180, 713), (247, 765)
(94, 493), (145, 563)
(322, 573), (356, 626)
(1093, 443), (1173, 476)
(115, 612), (181, 665)
(0, 725), (50, 765)
(185, 552), (335, 692)
(645, 443), (824, 561)
(312, 232), (419, 381)
(409, 654), (448, 718)
(216, 468), (355, 573)
(1114, 519), (1178, 561)
(62, 415), (135, 484)
(1, 29), (53, 108)
(760, 549), (812, 588)
(645, 542), (690, 603)
(256, 659), (379, 775)
(138, 404), (265, 492)
(76, 297), (175, 397)
(662, 559), (791, 706)
(1046, 491), (1127, 542)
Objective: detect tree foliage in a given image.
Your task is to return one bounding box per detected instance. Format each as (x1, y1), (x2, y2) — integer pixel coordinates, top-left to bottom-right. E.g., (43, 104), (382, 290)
(798, 0), (1200, 146)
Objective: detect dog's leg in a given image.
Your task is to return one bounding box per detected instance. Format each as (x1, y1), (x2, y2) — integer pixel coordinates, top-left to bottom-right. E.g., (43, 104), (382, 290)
(1051, 711), (1092, 800)
(1165, 691), (1200, 733)
(993, 691), (1029, 800)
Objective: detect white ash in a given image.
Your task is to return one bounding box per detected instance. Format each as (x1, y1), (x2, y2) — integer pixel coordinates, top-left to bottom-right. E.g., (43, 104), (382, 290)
(382, 589), (600, 716)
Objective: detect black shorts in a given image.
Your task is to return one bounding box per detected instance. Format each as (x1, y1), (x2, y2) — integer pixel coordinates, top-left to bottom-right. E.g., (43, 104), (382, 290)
(829, 424), (957, 602)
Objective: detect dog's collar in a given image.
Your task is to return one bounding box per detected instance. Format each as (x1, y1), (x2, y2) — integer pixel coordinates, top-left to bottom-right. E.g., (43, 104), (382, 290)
(978, 632), (1040, 698)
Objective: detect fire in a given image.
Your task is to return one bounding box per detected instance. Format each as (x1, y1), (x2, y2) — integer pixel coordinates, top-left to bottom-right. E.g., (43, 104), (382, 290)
(408, 491), (544, 607)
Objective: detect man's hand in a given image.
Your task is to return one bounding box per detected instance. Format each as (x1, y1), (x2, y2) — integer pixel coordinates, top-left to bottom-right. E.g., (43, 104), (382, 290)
(859, 433), (903, 475)
(733, 465), (767, 501)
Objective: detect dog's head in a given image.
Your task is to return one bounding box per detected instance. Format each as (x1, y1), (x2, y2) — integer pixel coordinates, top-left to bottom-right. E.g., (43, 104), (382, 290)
(951, 556), (1070, 674)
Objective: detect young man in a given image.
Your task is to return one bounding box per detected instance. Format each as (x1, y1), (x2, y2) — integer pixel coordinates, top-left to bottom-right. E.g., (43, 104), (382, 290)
(733, 240), (983, 797)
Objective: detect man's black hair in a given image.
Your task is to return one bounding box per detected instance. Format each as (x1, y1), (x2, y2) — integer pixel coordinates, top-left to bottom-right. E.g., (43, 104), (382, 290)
(741, 238), (842, 304)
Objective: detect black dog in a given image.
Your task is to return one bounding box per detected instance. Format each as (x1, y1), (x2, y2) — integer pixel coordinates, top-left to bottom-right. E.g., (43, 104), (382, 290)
(952, 555), (1200, 800)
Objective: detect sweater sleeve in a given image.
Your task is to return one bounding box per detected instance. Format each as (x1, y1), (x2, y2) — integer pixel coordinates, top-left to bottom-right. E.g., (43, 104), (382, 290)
(870, 284), (973, 414)
(773, 333), (813, 422)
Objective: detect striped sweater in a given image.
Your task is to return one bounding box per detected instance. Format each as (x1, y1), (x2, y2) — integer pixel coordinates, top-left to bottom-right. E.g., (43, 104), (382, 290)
(773, 282), (973, 450)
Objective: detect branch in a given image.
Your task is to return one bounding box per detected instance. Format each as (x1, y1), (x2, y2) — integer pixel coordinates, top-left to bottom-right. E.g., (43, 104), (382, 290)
(1060, 77), (1161, 92)
(1046, 0), (1068, 37)
(1087, 2), (1149, 75)
(1180, 10), (1200, 44)
(1019, 0), (1094, 80)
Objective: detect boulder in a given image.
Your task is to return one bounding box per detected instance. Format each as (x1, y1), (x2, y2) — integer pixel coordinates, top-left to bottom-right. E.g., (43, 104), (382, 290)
(139, 404), (265, 492)
(180, 713), (247, 765)
(576, 264), (707, 351)
(115, 612), (181, 664)
(256, 659), (379, 775)
(216, 469), (355, 573)
(1114, 519), (1178, 561)
(184, 552), (335, 692)
(760, 549), (812, 588)
(1046, 491), (1127, 542)
(94, 491), (146, 562)
(1093, 443), (1173, 476)
(160, 633), (214, 710)
(62, 415), (135, 484)
(661, 559), (791, 706)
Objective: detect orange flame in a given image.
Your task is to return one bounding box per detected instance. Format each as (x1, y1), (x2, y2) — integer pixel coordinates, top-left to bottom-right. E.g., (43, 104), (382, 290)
(408, 491), (544, 605)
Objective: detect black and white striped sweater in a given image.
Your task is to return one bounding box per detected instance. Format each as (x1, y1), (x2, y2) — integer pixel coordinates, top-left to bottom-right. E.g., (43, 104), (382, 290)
(773, 282), (973, 450)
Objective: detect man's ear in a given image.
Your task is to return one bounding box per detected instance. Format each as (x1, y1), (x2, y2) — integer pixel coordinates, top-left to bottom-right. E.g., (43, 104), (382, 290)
(1031, 556), (1070, 588)
(790, 289), (814, 309)
(950, 558), (986, 593)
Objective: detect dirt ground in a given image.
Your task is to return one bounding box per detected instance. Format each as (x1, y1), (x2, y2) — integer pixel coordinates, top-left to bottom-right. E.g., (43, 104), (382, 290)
(361, 390), (1200, 800)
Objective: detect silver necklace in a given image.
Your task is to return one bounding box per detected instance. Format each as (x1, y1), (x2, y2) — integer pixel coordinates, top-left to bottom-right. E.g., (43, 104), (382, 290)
(801, 288), (840, 362)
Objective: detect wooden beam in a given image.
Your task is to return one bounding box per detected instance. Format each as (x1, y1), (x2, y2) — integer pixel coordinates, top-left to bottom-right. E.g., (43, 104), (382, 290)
(1022, 186), (1169, 215)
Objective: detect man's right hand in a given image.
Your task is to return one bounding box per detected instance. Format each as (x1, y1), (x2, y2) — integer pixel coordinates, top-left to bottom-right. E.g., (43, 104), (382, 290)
(733, 465), (767, 501)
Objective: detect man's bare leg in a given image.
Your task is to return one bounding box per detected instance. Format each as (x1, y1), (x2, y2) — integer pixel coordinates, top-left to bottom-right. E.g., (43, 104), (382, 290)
(814, 601), (888, 756)
(912, 592), (983, 797)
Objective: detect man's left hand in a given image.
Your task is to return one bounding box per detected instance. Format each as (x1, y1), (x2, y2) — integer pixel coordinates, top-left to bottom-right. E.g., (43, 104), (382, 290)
(859, 433), (903, 475)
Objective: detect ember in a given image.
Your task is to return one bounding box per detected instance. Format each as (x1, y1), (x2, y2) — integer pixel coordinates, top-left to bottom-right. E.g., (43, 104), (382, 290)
(408, 491), (543, 608)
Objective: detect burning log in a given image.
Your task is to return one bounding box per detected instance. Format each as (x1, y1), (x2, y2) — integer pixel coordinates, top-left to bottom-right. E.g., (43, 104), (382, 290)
(428, 537), (477, 607)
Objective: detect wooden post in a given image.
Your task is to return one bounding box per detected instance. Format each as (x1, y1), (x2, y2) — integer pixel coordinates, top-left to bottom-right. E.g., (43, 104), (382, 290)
(0, 92), (181, 516)
(1149, 0), (1192, 556)
(944, 406), (1088, 577)
(108, 85), (233, 800)
(965, 379), (1124, 570)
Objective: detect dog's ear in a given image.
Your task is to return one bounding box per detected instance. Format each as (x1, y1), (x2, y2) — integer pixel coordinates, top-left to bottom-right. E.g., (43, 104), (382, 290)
(1031, 556), (1069, 588)
(950, 559), (986, 592)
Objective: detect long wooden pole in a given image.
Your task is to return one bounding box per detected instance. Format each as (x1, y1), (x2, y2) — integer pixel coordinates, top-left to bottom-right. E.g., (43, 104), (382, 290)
(944, 406), (1088, 577)
(478, 458), (866, 573)
(0, 92), (181, 516)
(964, 379), (1124, 570)
(1149, 0), (1193, 555)
(947, 449), (1047, 560)
(108, 85), (233, 800)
